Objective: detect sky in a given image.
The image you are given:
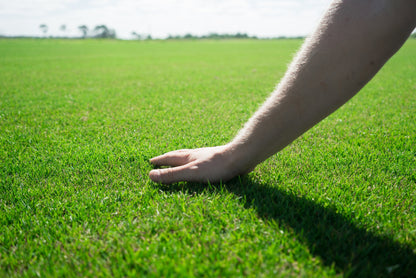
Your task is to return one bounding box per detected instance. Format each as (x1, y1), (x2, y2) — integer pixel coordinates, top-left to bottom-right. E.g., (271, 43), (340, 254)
(0, 0), (333, 39)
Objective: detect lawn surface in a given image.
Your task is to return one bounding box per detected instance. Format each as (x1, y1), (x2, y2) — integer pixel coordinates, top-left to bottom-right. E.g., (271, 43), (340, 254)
(1, 38), (415, 277)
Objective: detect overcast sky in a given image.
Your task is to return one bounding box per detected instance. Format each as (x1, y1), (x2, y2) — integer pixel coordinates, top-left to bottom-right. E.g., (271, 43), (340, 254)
(0, 0), (333, 39)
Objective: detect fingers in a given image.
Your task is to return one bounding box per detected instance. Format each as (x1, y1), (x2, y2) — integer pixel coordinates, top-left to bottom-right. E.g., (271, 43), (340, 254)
(149, 164), (199, 184)
(150, 149), (193, 167)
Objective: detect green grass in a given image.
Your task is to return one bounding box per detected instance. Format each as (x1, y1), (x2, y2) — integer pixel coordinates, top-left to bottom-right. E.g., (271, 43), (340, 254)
(0, 38), (415, 277)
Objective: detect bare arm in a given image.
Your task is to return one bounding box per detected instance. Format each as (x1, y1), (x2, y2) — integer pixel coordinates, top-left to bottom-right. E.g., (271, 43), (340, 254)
(149, 0), (416, 184)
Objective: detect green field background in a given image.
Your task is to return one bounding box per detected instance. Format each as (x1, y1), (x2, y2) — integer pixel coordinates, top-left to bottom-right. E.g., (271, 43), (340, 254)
(0, 39), (415, 277)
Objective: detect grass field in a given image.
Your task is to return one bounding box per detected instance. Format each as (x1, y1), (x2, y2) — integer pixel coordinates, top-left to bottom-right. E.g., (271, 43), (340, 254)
(0, 38), (415, 277)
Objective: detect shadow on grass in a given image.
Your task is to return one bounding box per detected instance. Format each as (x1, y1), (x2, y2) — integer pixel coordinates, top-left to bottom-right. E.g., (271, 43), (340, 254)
(156, 177), (415, 277)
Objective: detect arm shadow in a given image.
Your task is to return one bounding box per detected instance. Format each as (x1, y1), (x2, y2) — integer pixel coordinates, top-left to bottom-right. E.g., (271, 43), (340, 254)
(156, 177), (416, 277)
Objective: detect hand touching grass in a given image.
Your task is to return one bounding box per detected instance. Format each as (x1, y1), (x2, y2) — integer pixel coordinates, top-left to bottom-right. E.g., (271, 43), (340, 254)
(149, 145), (251, 184)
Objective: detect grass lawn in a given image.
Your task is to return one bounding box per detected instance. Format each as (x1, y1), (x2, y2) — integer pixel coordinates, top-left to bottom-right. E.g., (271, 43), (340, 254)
(0, 38), (415, 277)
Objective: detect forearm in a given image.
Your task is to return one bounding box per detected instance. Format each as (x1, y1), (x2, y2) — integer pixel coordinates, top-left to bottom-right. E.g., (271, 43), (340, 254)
(228, 0), (416, 170)
(149, 0), (415, 184)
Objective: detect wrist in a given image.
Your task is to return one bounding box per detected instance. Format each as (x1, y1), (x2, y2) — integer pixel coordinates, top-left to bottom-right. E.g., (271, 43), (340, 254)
(223, 141), (258, 176)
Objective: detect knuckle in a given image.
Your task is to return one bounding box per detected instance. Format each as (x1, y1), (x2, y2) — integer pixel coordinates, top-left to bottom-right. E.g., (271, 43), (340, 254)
(183, 153), (192, 162)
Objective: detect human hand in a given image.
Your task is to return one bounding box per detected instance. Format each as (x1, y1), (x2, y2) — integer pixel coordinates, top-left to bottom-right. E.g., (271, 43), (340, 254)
(149, 145), (251, 184)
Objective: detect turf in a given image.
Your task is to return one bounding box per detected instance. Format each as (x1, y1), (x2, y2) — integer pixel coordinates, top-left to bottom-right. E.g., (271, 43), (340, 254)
(0, 38), (415, 277)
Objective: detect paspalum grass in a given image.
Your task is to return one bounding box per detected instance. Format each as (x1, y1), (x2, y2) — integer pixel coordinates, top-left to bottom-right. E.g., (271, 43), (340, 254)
(0, 38), (415, 277)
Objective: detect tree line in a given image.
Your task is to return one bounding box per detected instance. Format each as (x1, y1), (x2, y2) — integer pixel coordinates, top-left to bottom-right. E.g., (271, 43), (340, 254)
(166, 32), (258, 40)
(35, 24), (305, 40)
(16, 24), (416, 40)
(38, 24), (116, 39)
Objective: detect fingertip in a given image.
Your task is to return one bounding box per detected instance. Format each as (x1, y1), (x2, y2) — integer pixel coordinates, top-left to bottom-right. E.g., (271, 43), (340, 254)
(149, 169), (161, 182)
(149, 155), (159, 162)
(149, 154), (164, 165)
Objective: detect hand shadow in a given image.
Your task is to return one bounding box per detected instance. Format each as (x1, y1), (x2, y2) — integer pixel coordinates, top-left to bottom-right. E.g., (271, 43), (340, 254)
(156, 177), (416, 277)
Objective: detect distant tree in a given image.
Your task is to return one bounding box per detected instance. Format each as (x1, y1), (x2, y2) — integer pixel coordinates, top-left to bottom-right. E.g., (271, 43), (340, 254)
(131, 31), (141, 40)
(235, 32), (248, 39)
(146, 34), (152, 40)
(60, 24), (67, 37)
(39, 24), (48, 36)
(93, 25), (107, 37)
(184, 33), (195, 39)
(93, 25), (116, 39)
(167, 34), (181, 40)
(78, 25), (88, 38)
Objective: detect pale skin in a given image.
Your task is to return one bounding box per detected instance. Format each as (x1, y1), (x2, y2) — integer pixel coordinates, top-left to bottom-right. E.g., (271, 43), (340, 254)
(149, 0), (416, 184)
